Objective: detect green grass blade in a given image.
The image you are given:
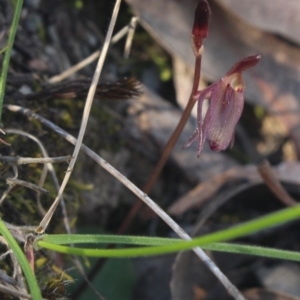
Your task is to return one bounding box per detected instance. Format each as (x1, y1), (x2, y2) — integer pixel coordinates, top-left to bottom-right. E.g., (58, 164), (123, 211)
(203, 243), (300, 262)
(0, 218), (42, 300)
(38, 233), (300, 262)
(36, 204), (300, 261)
(38, 234), (178, 246)
(0, 0), (24, 122)
(40, 204), (300, 250)
(36, 237), (300, 263)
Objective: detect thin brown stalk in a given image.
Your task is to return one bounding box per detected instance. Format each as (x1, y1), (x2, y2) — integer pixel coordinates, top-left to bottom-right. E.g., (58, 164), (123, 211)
(144, 53), (202, 194)
(257, 160), (297, 206)
(118, 53), (203, 233)
(4, 129), (71, 232)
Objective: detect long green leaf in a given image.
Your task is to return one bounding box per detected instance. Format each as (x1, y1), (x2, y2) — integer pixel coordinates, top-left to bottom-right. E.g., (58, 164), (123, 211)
(36, 236), (300, 262)
(36, 204), (300, 260)
(38, 234), (177, 246)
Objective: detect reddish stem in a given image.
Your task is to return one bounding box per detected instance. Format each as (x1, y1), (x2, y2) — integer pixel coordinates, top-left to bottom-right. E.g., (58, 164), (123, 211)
(72, 54), (203, 299)
(118, 54), (202, 233)
(143, 55), (201, 194)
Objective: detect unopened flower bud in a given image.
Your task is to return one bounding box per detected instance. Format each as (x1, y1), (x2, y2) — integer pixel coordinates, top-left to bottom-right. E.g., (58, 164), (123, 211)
(192, 0), (211, 56)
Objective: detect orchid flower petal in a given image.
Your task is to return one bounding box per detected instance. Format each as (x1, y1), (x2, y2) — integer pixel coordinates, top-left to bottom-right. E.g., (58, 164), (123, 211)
(183, 87), (213, 151)
(183, 129), (198, 149)
(196, 96), (204, 156)
(183, 55), (260, 157)
(204, 83), (244, 151)
(226, 55), (261, 76)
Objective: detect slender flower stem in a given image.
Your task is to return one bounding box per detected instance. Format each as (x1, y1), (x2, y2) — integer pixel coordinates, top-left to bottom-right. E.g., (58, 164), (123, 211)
(142, 56), (200, 194)
(118, 54), (202, 233)
(192, 54), (202, 95)
(257, 159), (297, 206)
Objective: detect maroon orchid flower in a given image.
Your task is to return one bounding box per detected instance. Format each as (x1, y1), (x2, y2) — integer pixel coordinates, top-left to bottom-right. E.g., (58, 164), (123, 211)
(184, 54), (261, 156)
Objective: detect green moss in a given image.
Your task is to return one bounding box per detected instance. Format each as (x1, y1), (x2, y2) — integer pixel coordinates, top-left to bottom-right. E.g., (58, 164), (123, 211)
(254, 105), (266, 120)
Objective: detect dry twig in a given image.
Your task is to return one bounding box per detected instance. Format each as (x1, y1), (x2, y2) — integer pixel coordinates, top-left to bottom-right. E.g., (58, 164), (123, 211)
(0, 156), (71, 165)
(48, 17), (138, 84)
(34, 0), (123, 235)
(257, 159), (297, 206)
(4, 129), (71, 232)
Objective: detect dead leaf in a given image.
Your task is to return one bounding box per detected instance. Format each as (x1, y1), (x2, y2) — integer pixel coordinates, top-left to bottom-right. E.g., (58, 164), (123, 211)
(193, 286), (206, 300)
(243, 288), (300, 300)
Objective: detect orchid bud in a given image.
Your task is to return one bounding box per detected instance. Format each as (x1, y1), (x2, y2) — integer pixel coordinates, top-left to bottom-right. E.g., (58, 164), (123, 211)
(192, 0), (211, 56)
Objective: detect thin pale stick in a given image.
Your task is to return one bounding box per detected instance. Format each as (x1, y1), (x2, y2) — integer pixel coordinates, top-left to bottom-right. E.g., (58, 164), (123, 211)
(0, 186), (13, 205)
(48, 50), (100, 84)
(11, 164), (18, 179)
(4, 132), (102, 299)
(0, 155), (71, 165)
(0, 250), (13, 261)
(10, 251), (27, 295)
(1, 223), (36, 245)
(5, 129), (71, 233)
(6, 178), (49, 194)
(5, 223), (36, 235)
(0, 253), (24, 292)
(124, 17), (138, 59)
(111, 25), (129, 44)
(36, 0), (123, 234)
(0, 235), (27, 296)
(6, 104), (245, 300)
(48, 16), (131, 84)
(0, 283), (32, 300)
(0, 270), (15, 290)
(257, 160), (297, 207)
